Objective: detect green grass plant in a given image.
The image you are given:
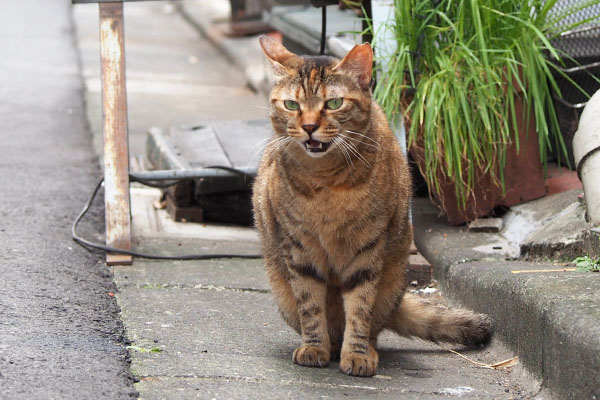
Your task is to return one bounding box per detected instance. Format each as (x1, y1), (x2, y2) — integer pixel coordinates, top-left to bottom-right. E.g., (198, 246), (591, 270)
(371, 0), (600, 208)
(573, 255), (600, 272)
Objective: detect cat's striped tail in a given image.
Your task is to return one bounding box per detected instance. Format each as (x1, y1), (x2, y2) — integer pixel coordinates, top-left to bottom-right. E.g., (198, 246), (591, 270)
(385, 293), (493, 347)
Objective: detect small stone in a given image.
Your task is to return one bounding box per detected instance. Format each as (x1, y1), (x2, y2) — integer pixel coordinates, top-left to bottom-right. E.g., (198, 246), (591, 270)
(468, 218), (503, 233)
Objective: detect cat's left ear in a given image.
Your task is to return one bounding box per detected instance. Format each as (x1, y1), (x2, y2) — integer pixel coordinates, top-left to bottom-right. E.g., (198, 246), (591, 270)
(332, 43), (373, 90)
(259, 35), (296, 78)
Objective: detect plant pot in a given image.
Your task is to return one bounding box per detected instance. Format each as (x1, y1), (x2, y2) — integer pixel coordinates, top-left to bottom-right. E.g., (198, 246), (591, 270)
(410, 94), (547, 225)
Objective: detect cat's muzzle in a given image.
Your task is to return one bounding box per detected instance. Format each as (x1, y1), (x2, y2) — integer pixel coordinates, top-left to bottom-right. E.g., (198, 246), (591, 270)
(304, 139), (331, 153)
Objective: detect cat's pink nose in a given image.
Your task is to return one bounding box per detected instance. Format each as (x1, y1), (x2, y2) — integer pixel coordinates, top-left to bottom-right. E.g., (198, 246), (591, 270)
(302, 124), (319, 135)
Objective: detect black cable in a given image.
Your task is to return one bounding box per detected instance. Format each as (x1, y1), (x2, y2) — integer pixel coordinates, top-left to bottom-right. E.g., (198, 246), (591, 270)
(320, 6), (327, 55)
(72, 166), (262, 260)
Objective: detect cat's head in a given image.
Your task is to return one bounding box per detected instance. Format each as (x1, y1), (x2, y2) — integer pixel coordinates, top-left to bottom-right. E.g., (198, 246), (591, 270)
(259, 36), (373, 160)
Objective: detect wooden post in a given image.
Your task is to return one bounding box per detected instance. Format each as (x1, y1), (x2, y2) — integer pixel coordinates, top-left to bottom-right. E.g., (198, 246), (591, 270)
(99, 2), (132, 265)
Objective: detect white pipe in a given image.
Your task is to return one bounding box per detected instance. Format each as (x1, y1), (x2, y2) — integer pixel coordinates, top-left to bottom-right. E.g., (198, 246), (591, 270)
(372, 0), (411, 221)
(573, 88), (600, 224)
(371, 0), (407, 155)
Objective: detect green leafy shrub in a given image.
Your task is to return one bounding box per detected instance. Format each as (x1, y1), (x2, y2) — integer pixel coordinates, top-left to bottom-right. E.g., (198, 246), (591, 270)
(573, 255), (600, 272)
(372, 0), (600, 207)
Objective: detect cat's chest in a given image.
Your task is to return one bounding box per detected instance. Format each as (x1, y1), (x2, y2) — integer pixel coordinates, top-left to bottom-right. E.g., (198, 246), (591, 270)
(288, 184), (366, 230)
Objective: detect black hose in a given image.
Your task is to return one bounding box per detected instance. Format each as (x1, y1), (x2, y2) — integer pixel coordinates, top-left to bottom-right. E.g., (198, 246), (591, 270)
(72, 166), (262, 261)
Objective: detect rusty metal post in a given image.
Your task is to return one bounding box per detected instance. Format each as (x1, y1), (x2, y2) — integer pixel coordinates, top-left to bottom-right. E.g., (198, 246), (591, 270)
(99, 2), (132, 265)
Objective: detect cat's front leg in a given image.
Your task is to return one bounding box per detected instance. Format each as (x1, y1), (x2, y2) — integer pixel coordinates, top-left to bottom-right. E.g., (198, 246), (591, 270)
(339, 266), (380, 377)
(288, 262), (330, 368)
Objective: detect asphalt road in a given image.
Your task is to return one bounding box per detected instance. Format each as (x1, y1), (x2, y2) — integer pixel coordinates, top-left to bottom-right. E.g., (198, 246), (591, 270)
(0, 1), (136, 398)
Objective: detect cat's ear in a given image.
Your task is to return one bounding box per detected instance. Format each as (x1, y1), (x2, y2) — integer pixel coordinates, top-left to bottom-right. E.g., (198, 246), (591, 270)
(332, 43), (373, 90)
(259, 35), (296, 78)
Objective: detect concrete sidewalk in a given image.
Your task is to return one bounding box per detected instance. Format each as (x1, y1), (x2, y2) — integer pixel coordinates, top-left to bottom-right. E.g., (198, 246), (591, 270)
(71, 1), (557, 398)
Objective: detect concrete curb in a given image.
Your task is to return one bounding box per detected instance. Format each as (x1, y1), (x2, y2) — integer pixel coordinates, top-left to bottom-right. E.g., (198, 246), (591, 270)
(413, 201), (600, 399)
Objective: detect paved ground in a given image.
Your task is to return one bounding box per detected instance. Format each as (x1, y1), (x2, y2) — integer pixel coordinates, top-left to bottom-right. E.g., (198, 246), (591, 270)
(114, 256), (540, 399)
(71, 1), (544, 399)
(0, 1), (136, 398)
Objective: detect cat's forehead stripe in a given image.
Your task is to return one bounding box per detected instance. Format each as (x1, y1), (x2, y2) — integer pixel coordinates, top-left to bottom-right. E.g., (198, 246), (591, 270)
(275, 55), (361, 102)
(309, 69), (319, 93)
(298, 56), (337, 96)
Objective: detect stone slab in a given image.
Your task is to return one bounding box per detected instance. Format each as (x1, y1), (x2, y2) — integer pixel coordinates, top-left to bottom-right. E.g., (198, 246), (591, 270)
(146, 120), (272, 173)
(170, 125), (232, 168)
(210, 120), (273, 168)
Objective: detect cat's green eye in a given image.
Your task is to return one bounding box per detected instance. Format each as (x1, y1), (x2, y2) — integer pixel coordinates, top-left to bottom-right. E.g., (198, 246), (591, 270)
(325, 98), (343, 110)
(283, 100), (299, 111)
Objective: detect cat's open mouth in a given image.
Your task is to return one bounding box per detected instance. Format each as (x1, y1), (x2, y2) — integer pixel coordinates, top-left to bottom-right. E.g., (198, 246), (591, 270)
(304, 139), (331, 153)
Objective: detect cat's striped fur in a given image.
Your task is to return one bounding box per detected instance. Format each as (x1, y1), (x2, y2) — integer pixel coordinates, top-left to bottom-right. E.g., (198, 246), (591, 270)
(252, 36), (492, 377)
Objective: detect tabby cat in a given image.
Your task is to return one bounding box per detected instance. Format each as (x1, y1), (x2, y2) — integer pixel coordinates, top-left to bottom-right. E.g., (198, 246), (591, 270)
(252, 36), (492, 377)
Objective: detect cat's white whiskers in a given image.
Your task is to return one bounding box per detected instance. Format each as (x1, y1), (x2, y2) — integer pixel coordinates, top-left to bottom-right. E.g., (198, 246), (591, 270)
(275, 137), (294, 153)
(248, 136), (284, 164)
(333, 137), (354, 169)
(247, 136), (276, 161)
(344, 130), (381, 147)
(275, 138), (294, 163)
(271, 136), (293, 153)
(337, 133), (380, 150)
(341, 138), (371, 168)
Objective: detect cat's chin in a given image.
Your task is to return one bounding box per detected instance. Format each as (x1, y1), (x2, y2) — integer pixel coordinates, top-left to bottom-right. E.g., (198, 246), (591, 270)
(305, 151), (329, 159)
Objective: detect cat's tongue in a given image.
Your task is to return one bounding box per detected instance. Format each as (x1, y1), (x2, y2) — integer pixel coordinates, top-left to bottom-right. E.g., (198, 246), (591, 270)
(307, 140), (322, 148)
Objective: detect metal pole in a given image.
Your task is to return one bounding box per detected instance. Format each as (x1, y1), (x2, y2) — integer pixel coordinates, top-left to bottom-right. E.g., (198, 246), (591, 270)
(99, 2), (132, 266)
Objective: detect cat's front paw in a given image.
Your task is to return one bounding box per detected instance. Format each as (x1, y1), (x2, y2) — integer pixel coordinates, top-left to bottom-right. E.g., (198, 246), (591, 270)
(339, 352), (378, 377)
(292, 345), (330, 367)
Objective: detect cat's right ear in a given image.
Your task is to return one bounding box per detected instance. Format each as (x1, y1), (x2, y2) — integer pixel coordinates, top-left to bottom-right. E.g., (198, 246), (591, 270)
(259, 35), (295, 79)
